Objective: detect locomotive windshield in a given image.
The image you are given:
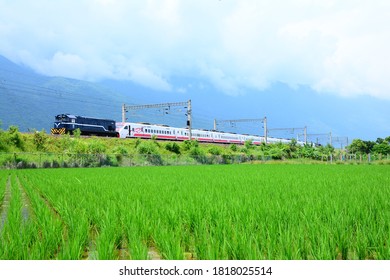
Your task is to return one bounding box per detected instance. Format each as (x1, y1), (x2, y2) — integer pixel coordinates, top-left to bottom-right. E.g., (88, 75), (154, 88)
(55, 114), (71, 122)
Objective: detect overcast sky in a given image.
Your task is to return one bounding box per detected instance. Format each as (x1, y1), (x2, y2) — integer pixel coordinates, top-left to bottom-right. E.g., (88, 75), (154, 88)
(1, 0), (389, 100)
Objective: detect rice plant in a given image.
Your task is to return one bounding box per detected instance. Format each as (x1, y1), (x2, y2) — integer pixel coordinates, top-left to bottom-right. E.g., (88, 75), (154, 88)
(0, 164), (389, 260)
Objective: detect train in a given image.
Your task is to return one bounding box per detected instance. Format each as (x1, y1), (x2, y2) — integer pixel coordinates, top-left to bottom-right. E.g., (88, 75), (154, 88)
(51, 114), (303, 145)
(50, 114), (117, 137)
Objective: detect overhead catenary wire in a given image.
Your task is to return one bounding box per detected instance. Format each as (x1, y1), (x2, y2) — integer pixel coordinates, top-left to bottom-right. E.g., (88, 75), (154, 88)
(1, 67), (348, 146)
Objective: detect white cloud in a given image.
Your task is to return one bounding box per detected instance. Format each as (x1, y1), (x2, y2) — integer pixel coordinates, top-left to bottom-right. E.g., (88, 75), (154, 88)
(0, 0), (389, 98)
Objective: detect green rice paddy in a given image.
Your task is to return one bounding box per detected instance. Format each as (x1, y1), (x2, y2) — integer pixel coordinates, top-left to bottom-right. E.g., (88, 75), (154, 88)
(0, 164), (389, 260)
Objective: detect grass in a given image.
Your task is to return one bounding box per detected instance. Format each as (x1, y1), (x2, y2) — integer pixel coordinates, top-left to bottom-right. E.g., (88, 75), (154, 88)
(0, 164), (389, 260)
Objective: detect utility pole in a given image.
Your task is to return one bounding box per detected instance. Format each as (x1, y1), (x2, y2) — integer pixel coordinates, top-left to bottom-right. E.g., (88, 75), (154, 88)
(331, 136), (349, 149)
(213, 117), (268, 143)
(267, 126), (307, 144)
(300, 132), (332, 146)
(122, 104), (126, 123)
(122, 100), (192, 140)
(304, 126), (307, 144)
(187, 99), (192, 140)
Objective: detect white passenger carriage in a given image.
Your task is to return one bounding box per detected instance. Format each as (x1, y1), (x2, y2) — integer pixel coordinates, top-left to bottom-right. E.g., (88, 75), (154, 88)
(116, 122), (266, 145)
(116, 122), (306, 145)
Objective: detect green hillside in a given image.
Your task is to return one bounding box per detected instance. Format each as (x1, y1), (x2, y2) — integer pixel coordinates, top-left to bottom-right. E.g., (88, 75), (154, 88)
(0, 56), (130, 132)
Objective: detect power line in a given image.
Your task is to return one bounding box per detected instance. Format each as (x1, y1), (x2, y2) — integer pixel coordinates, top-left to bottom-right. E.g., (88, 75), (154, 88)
(214, 117), (268, 142)
(122, 100), (193, 139)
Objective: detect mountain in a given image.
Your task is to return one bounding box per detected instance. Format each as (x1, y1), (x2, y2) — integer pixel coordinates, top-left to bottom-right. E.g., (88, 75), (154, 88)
(0, 56), (133, 132)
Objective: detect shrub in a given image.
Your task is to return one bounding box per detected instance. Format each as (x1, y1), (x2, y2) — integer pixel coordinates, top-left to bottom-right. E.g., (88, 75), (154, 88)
(244, 139), (253, 149)
(137, 141), (158, 155)
(165, 142), (181, 154)
(0, 130), (9, 152)
(182, 140), (199, 151)
(208, 146), (221, 155)
(33, 129), (48, 151)
(88, 140), (106, 154)
(8, 126), (25, 150)
(137, 141), (163, 165)
(189, 147), (208, 164)
(230, 144), (238, 152)
(112, 146), (128, 163)
(73, 128), (81, 138)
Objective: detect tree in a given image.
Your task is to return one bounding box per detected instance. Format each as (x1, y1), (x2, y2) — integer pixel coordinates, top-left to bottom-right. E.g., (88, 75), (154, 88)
(363, 141), (376, 153)
(376, 138), (384, 144)
(324, 144), (335, 155)
(347, 139), (368, 154)
(372, 142), (390, 155)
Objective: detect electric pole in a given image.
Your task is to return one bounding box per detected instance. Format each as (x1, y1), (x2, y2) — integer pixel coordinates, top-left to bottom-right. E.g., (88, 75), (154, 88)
(213, 117), (268, 143)
(267, 126), (307, 144)
(121, 100), (192, 140)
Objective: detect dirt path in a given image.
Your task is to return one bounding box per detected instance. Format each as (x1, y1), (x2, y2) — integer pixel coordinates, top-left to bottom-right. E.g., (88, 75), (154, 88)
(16, 177), (32, 223)
(0, 176), (12, 232)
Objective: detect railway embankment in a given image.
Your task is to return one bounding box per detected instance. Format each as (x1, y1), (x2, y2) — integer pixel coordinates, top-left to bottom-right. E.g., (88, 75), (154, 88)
(0, 128), (389, 168)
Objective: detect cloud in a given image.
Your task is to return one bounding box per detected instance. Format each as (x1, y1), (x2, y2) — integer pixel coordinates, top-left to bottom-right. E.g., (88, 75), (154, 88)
(0, 0), (389, 98)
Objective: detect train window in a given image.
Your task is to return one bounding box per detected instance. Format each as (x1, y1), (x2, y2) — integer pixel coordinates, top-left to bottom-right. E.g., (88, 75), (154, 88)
(124, 126), (128, 129)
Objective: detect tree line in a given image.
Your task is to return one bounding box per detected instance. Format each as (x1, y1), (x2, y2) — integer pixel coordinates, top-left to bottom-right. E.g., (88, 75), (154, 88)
(347, 137), (390, 155)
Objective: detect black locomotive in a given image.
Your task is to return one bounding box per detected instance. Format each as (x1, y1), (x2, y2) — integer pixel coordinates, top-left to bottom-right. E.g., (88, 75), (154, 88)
(51, 114), (118, 137)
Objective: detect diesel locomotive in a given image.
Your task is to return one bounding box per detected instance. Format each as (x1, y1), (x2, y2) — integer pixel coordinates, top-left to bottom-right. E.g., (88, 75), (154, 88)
(51, 114), (118, 137)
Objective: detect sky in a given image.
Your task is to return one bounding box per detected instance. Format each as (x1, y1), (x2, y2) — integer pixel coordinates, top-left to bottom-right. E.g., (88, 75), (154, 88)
(1, 0), (390, 140)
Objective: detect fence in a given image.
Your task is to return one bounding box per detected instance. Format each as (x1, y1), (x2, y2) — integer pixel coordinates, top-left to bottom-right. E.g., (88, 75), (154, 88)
(1, 152), (389, 169)
(0, 152), (273, 169)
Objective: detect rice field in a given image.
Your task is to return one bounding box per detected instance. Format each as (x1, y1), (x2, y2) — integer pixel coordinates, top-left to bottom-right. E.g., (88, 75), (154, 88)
(0, 164), (389, 260)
